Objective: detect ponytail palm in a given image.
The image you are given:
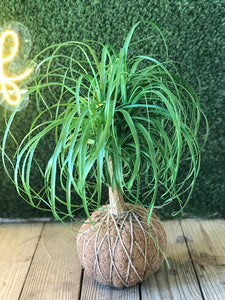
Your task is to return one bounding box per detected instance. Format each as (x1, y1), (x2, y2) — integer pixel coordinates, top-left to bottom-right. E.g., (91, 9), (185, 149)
(2, 23), (207, 223)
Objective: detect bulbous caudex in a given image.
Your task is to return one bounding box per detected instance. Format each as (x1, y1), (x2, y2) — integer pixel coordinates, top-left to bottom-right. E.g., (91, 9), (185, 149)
(77, 158), (167, 288)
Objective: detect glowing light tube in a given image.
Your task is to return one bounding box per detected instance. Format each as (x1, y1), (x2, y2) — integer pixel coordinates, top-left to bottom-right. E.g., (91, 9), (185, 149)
(0, 30), (32, 106)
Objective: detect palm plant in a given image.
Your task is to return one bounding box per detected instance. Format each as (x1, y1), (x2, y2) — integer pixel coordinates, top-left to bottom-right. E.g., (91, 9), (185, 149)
(2, 23), (207, 288)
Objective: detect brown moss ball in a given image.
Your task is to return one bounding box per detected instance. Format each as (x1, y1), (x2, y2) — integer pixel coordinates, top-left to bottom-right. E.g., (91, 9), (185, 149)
(77, 203), (166, 288)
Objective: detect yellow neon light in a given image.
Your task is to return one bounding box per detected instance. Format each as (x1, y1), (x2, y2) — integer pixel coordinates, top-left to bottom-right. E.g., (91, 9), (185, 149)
(0, 30), (32, 106)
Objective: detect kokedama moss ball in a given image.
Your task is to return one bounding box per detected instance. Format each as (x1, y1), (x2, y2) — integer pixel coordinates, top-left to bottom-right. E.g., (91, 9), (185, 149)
(77, 203), (166, 288)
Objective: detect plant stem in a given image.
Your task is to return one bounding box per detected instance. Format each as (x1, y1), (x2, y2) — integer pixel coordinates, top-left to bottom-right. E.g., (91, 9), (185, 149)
(108, 158), (125, 215)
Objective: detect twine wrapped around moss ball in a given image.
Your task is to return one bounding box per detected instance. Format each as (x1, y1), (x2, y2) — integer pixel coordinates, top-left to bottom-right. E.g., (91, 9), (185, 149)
(77, 203), (166, 288)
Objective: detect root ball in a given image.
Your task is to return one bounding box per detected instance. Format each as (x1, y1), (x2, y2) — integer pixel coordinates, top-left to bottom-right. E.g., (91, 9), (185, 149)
(77, 203), (166, 288)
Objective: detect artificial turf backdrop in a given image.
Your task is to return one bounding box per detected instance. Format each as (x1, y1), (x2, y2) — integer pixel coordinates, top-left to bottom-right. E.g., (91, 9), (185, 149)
(0, 0), (224, 219)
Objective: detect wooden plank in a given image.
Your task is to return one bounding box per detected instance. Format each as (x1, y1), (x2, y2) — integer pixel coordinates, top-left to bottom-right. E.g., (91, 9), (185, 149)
(181, 219), (225, 300)
(80, 271), (140, 300)
(141, 220), (203, 300)
(0, 223), (43, 300)
(19, 222), (82, 300)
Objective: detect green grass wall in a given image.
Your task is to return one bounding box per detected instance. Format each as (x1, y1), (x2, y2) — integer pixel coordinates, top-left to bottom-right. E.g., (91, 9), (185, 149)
(0, 0), (224, 219)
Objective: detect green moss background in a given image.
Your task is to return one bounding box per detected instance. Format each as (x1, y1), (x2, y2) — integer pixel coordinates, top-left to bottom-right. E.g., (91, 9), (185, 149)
(0, 0), (224, 219)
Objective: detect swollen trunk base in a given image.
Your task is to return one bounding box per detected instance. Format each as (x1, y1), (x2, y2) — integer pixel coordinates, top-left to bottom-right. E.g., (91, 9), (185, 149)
(77, 203), (167, 288)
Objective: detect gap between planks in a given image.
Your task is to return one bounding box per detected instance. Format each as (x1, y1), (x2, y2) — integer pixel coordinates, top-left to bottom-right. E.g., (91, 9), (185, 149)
(181, 219), (225, 300)
(0, 222), (44, 300)
(18, 222), (82, 300)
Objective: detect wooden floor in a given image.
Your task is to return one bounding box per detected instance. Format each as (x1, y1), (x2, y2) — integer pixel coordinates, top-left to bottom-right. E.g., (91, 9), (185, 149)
(0, 219), (225, 300)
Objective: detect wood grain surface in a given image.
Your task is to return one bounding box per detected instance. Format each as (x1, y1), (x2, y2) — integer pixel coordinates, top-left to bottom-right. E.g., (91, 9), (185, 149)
(0, 219), (224, 300)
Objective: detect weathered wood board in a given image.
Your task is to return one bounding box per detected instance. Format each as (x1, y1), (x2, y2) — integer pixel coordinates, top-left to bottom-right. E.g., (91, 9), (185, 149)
(181, 219), (225, 300)
(19, 223), (82, 300)
(141, 220), (203, 300)
(0, 223), (43, 300)
(1, 219), (225, 300)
